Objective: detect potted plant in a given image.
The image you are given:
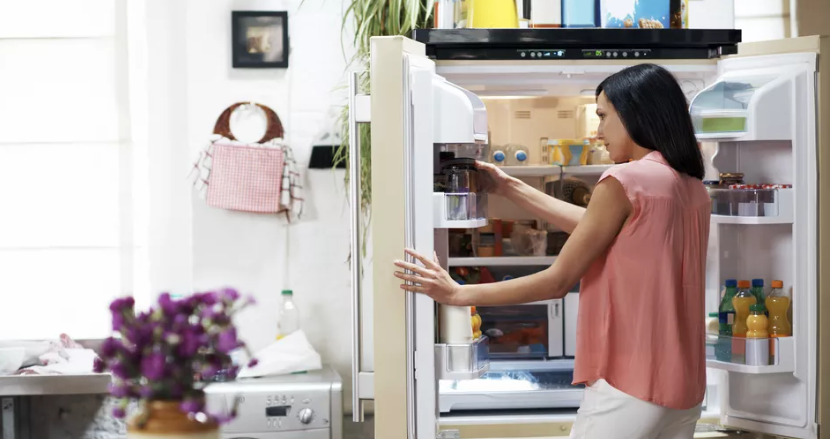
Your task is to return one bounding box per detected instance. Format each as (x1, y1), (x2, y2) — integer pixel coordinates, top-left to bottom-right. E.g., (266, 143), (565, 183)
(330, 0), (434, 236)
(93, 289), (257, 438)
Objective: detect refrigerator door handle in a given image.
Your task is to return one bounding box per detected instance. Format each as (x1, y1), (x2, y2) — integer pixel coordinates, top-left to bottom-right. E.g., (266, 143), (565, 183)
(349, 71), (372, 422)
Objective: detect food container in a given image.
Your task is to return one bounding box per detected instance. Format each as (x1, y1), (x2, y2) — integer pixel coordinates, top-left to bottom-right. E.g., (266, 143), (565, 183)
(703, 180), (720, 213)
(709, 186), (790, 217)
(477, 244), (495, 257)
(719, 172), (744, 186)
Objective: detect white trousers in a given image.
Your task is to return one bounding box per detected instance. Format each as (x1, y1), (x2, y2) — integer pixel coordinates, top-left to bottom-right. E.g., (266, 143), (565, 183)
(569, 380), (702, 439)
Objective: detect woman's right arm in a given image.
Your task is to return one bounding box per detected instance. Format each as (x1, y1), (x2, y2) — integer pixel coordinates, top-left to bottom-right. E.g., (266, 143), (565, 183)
(477, 161), (585, 234)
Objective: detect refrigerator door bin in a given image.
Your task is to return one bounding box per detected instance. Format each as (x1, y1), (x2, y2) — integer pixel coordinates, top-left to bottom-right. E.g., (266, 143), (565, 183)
(435, 336), (491, 380)
(706, 334), (794, 374)
(434, 192), (489, 228)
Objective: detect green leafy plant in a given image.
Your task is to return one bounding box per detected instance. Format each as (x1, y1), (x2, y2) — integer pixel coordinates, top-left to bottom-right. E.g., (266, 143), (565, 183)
(333, 0), (434, 219)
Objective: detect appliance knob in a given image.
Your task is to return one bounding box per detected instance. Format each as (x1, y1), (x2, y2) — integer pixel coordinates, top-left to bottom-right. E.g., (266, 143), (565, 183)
(515, 151), (527, 162)
(493, 151), (505, 162)
(298, 408), (314, 424)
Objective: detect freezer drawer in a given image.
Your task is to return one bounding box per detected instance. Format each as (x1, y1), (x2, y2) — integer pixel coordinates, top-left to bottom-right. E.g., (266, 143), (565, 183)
(438, 367), (583, 413)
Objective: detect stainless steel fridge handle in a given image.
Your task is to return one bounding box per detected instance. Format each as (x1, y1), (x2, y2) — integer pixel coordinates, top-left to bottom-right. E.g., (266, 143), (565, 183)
(348, 71), (366, 423)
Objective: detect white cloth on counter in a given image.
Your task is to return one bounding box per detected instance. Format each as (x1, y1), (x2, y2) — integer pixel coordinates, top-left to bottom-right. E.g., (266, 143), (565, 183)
(4, 334), (97, 375)
(237, 330), (321, 378)
(17, 348), (97, 375)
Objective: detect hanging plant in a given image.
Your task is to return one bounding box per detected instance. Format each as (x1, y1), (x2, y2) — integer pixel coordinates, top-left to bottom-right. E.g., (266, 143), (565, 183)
(331, 0), (434, 221)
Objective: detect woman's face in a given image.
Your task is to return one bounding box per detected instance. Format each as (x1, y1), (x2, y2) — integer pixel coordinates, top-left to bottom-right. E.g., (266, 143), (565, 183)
(596, 92), (634, 163)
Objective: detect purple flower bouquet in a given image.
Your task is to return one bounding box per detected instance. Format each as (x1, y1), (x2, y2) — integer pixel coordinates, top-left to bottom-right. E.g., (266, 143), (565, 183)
(93, 289), (257, 424)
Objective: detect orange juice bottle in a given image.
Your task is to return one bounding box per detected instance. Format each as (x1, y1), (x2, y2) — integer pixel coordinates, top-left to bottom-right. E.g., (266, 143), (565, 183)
(765, 280), (791, 337)
(745, 303), (770, 366)
(732, 280), (757, 337)
(731, 280), (756, 363)
(746, 304), (769, 338)
(471, 306), (482, 339)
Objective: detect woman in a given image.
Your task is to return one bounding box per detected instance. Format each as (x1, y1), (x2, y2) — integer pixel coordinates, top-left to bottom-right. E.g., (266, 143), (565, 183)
(394, 63), (710, 439)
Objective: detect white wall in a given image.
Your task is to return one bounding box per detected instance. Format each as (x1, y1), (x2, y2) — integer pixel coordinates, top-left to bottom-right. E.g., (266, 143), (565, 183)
(142, 0), (356, 400)
(734, 0), (791, 42)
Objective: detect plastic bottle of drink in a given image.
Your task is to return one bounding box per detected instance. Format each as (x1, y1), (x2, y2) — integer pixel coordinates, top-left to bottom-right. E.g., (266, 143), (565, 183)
(732, 280), (757, 337)
(745, 303), (770, 366)
(504, 144), (529, 166)
(765, 280), (791, 337)
(491, 147), (507, 166)
(746, 304), (769, 338)
(731, 280), (757, 364)
(277, 289), (300, 340)
(716, 279), (737, 361)
(751, 279), (766, 314)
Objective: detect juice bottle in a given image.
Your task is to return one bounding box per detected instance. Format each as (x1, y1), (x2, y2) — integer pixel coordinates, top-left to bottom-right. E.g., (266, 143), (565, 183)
(745, 303), (770, 366)
(732, 280), (757, 337)
(746, 304), (769, 338)
(731, 280), (756, 364)
(751, 279), (766, 314)
(471, 306), (482, 339)
(718, 280), (737, 336)
(765, 280), (791, 337)
(716, 279), (737, 361)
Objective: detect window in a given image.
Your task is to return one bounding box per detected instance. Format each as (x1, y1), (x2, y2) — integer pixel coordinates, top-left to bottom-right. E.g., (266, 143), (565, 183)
(0, 0), (147, 340)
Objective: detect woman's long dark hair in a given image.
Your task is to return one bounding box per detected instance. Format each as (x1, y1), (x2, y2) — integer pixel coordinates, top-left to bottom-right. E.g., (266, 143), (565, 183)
(596, 64), (705, 180)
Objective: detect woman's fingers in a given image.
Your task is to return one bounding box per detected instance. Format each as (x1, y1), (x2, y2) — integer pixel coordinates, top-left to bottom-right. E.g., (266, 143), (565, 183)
(393, 259), (432, 277)
(475, 160), (493, 170)
(404, 248), (440, 270)
(400, 283), (426, 293)
(394, 271), (427, 284)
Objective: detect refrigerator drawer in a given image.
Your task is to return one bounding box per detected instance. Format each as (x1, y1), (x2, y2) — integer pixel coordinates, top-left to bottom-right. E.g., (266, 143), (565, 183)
(438, 368), (583, 413)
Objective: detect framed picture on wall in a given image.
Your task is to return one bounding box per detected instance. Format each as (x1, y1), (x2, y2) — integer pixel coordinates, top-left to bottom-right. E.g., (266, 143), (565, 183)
(232, 11), (289, 68)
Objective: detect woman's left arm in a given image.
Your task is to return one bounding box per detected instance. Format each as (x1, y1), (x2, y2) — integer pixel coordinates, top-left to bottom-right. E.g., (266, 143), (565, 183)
(395, 176), (632, 306)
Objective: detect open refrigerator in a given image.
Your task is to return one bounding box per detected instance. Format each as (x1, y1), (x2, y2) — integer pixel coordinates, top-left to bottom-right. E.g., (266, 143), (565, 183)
(347, 32), (830, 439)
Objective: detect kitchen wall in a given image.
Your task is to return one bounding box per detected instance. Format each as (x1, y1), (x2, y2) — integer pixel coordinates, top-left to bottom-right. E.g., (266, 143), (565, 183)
(143, 0), (357, 404)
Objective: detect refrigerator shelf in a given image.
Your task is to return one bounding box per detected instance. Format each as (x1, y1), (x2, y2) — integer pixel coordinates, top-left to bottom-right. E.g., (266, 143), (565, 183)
(448, 256), (557, 267)
(500, 165), (613, 178)
(705, 335), (795, 374)
(435, 336), (490, 381)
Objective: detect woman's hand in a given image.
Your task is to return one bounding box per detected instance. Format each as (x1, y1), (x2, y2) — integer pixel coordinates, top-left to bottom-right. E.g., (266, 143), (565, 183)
(475, 161), (516, 197)
(394, 249), (465, 305)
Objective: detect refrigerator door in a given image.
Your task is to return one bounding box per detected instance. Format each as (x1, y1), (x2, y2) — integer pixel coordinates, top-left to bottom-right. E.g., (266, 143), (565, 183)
(703, 39), (820, 438)
(369, 36), (440, 439)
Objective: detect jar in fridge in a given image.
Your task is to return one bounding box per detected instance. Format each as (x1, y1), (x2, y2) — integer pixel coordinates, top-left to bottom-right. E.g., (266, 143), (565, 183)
(443, 158), (478, 193)
(719, 172), (744, 186)
(442, 158), (487, 221)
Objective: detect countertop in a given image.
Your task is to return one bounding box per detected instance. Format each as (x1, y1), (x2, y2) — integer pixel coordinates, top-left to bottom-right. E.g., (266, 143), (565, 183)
(0, 373), (111, 396)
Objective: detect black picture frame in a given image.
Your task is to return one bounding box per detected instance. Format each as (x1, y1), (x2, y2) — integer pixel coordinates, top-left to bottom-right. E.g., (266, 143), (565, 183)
(231, 11), (289, 68)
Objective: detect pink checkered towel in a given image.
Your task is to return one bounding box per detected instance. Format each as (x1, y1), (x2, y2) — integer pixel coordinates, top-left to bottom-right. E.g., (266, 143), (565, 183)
(205, 142), (285, 213)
